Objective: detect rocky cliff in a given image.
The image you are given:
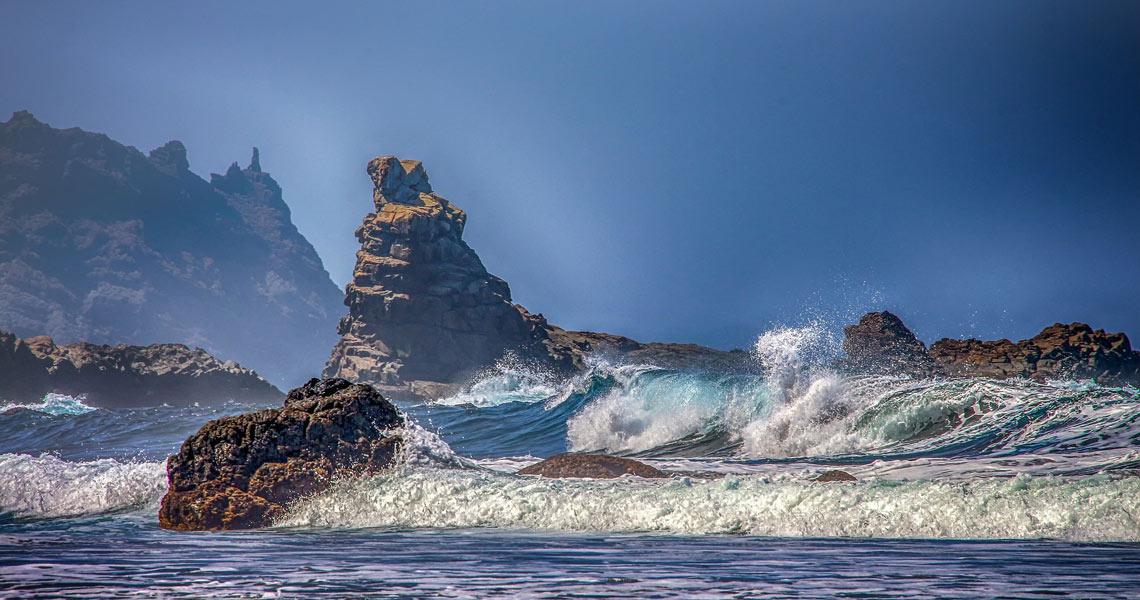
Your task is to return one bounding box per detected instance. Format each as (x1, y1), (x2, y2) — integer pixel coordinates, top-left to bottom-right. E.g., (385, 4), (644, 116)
(843, 311), (1140, 386)
(0, 328), (281, 408)
(324, 156), (749, 397)
(0, 111), (344, 386)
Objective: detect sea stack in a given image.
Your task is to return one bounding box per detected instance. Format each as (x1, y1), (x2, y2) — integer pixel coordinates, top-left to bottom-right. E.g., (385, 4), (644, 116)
(322, 157), (569, 396)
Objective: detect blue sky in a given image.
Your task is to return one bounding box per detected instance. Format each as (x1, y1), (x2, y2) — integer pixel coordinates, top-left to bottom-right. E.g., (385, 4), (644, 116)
(2, 1), (1138, 349)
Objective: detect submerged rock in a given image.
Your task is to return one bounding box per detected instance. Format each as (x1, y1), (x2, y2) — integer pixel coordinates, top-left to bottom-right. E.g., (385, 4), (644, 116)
(518, 453), (667, 479)
(0, 329), (280, 408)
(158, 378), (404, 531)
(814, 470), (857, 483)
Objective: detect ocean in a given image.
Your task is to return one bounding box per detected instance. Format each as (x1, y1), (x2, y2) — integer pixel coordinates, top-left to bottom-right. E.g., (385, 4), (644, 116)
(3, 325), (1140, 598)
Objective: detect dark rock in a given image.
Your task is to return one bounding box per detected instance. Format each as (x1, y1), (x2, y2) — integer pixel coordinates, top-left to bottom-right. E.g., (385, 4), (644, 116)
(842, 311), (1140, 386)
(930, 322), (1140, 385)
(841, 311), (933, 376)
(158, 378), (403, 531)
(814, 470), (857, 483)
(0, 112), (344, 387)
(518, 453), (667, 479)
(0, 328), (280, 408)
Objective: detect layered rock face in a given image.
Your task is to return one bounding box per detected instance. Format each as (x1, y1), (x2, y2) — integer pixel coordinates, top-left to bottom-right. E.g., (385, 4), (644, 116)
(0, 328), (280, 408)
(159, 378), (403, 530)
(0, 111), (344, 387)
(843, 311), (1140, 386)
(324, 157), (752, 396)
(325, 157), (573, 391)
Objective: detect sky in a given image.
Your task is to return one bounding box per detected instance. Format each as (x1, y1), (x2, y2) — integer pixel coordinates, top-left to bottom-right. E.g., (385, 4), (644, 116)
(2, 1), (1138, 350)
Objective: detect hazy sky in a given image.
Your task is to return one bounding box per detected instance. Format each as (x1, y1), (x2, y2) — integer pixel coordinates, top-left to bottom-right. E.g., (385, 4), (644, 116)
(3, 1), (1138, 349)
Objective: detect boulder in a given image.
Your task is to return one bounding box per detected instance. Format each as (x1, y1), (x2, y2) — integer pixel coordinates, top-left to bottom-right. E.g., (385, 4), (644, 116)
(518, 453), (667, 479)
(158, 378), (404, 531)
(814, 470), (857, 483)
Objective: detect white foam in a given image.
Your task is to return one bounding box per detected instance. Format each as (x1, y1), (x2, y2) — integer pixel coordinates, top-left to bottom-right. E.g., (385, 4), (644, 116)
(1, 393), (97, 416)
(0, 453), (167, 518)
(280, 466), (1140, 541)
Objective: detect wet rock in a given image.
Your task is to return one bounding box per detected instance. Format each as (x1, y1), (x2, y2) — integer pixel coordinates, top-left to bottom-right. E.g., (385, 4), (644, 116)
(158, 378), (404, 531)
(518, 453), (667, 479)
(814, 470), (857, 483)
(0, 328), (280, 408)
(841, 311), (934, 376)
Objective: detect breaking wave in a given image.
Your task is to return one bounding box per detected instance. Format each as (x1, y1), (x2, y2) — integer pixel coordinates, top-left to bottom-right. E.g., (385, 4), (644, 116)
(1, 393), (97, 416)
(0, 453), (167, 519)
(280, 466), (1140, 541)
(426, 324), (1140, 462)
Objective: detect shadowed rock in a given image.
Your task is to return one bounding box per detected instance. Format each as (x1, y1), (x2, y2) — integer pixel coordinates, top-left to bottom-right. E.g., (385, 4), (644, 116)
(0, 328), (280, 408)
(518, 453), (667, 479)
(158, 378), (404, 531)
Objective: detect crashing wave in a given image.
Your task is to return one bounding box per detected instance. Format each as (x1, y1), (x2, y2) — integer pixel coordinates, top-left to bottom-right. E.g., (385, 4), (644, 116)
(1, 393), (97, 416)
(0, 453), (167, 518)
(279, 466), (1140, 541)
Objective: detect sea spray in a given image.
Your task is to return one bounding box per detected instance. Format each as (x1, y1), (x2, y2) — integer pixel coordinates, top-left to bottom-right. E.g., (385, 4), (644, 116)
(0, 393), (97, 416)
(0, 453), (167, 518)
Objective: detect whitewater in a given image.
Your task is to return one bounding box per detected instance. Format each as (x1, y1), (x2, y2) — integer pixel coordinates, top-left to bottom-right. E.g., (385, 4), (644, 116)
(4, 324), (1140, 597)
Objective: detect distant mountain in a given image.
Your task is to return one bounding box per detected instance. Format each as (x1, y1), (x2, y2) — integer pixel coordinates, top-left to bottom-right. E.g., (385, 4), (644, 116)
(0, 111), (344, 386)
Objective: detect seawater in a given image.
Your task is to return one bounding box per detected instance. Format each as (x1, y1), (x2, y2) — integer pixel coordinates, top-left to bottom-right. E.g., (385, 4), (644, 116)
(3, 325), (1140, 597)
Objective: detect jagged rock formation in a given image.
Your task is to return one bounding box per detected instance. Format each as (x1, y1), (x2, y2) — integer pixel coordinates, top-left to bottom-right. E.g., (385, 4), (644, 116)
(841, 311), (934, 375)
(929, 323), (1140, 384)
(0, 111), (344, 387)
(324, 156), (752, 397)
(518, 453), (667, 479)
(843, 311), (1140, 386)
(158, 378), (403, 531)
(323, 156), (565, 392)
(0, 328), (280, 408)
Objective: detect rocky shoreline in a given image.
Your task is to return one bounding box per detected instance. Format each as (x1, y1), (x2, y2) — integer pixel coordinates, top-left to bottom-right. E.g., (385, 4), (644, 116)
(843, 311), (1140, 387)
(0, 328), (281, 408)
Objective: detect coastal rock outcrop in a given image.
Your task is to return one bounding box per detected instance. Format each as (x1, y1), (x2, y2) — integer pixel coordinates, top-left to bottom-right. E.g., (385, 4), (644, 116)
(929, 322), (1140, 384)
(843, 311), (1140, 386)
(842, 311), (934, 375)
(324, 156), (753, 398)
(159, 378), (403, 531)
(0, 328), (280, 408)
(518, 453), (667, 479)
(323, 156), (569, 395)
(0, 111), (344, 387)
